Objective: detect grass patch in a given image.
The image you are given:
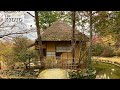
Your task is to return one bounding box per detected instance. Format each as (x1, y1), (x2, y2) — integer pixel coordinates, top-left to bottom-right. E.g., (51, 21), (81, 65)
(92, 62), (120, 79)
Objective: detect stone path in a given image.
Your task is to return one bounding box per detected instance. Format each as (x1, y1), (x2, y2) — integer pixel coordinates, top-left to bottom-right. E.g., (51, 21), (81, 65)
(38, 68), (70, 79)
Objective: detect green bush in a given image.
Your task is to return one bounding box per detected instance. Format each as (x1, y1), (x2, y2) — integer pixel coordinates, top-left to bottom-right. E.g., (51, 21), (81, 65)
(92, 44), (104, 56)
(13, 36), (38, 69)
(69, 68), (96, 79)
(100, 47), (115, 57)
(114, 49), (120, 56)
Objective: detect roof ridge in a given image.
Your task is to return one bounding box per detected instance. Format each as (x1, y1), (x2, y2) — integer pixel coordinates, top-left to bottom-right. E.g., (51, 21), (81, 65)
(40, 20), (89, 41)
(45, 20), (72, 31)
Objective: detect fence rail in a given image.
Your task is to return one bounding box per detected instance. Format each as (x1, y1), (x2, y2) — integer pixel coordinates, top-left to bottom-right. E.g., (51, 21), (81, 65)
(36, 58), (80, 70)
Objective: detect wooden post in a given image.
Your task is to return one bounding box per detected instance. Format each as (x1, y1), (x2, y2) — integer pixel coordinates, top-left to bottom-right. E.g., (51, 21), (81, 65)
(29, 56), (30, 69)
(78, 40), (82, 64)
(72, 11), (76, 64)
(67, 52), (68, 62)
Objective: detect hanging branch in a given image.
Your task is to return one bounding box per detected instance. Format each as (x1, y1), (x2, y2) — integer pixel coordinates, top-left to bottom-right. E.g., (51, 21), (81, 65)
(0, 30), (34, 38)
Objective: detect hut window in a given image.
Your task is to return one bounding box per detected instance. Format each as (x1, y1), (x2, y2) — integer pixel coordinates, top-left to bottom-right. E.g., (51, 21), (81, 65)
(47, 52), (55, 56)
(56, 46), (71, 52)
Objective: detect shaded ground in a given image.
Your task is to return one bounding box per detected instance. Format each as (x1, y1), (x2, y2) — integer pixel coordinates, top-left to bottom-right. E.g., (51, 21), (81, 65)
(0, 68), (70, 79)
(0, 69), (42, 79)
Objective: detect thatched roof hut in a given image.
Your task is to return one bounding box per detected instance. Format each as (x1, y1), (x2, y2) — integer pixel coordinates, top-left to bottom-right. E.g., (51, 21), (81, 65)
(34, 20), (89, 67)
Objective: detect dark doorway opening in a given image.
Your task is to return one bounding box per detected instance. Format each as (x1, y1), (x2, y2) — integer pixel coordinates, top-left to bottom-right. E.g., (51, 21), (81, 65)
(43, 49), (46, 57)
(56, 52), (62, 60)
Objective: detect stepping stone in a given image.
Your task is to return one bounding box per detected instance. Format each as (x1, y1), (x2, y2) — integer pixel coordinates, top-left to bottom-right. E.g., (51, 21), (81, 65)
(38, 68), (70, 79)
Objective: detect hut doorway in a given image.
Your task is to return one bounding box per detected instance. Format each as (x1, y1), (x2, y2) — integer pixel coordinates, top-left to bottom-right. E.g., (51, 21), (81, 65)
(56, 52), (62, 60)
(43, 49), (46, 57)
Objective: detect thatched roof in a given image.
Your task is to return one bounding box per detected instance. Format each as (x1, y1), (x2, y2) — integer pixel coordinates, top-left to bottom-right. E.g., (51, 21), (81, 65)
(115, 42), (120, 46)
(40, 21), (89, 42)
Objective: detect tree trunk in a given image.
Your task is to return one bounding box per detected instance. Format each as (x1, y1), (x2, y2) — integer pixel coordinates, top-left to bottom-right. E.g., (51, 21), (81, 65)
(24, 63), (28, 69)
(88, 11), (92, 67)
(28, 57), (30, 69)
(72, 11), (76, 64)
(35, 11), (44, 68)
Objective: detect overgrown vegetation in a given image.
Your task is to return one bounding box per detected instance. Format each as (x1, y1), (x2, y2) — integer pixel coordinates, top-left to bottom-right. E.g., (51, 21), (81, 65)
(92, 44), (105, 56)
(0, 42), (15, 69)
(69, 68), (96, 79)
(114, 49), (120, 56)
(13, 36), (39, 69)
(92, 43), (120, 57)
(0, 36), (39, 70)
(100, 47), (115, 57)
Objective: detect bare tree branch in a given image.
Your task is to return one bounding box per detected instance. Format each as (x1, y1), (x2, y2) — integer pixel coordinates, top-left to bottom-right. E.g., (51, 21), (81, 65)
(0, 28), (35, 38)
(0, 22), (5, 27)
(26, 12), (35, 17)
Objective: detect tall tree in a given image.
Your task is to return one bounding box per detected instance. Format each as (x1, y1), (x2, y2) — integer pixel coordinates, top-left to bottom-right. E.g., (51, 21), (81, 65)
(75, 11), (120, 43)
(71, 11), (76, 64)
(38, 11), (72, 30)
(88, 11), (92, 67)
(92, 11), (120, 42)
(38, 11), (61, 30)
(13, 36), (33, 69)
(35, 11), (44, 67)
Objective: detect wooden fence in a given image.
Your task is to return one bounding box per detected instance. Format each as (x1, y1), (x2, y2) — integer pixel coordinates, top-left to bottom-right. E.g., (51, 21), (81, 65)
(33, 58), (79, 70)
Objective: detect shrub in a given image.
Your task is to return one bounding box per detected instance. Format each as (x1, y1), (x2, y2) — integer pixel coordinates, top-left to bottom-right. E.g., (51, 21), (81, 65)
(13, 36), (37, 69)
(69, 68), (96, 79)
(0, 42), (16, 70)
(114, 49), (120, 56)
(44, 58), (57, 68)
(92, 44), (104, 56)
(100, 47), (115, 57)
